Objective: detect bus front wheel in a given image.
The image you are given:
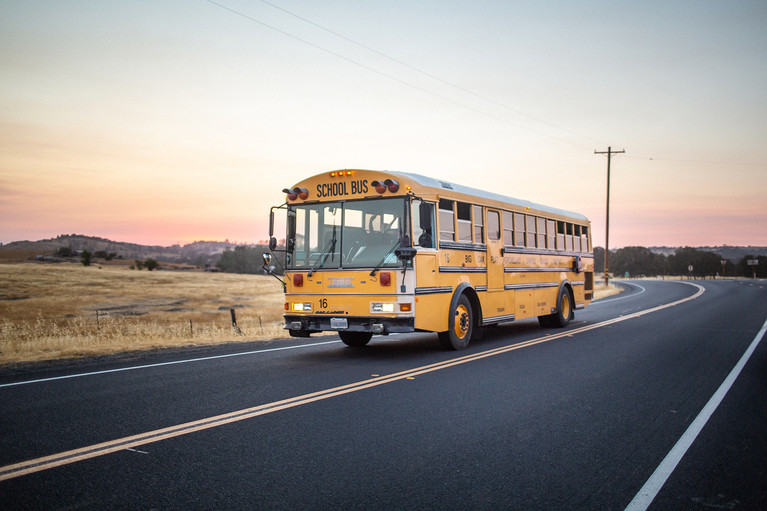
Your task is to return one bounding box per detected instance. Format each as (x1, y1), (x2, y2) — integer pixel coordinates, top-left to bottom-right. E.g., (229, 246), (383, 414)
(438, 294), (473, 350)
(339, 331), (373, 347)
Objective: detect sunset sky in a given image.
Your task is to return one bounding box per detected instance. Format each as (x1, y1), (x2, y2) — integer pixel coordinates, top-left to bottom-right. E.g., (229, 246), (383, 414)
(2, 0), (766, 249)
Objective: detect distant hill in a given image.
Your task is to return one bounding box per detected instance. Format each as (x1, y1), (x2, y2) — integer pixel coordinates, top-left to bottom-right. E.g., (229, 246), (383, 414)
(0, 234), (256, 265)
(2, 235), (765, 264)
(648, 246), (767, 261)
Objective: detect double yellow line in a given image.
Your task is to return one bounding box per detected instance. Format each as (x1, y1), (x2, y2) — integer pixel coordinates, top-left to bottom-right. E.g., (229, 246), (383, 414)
(0, 283), (704, 481)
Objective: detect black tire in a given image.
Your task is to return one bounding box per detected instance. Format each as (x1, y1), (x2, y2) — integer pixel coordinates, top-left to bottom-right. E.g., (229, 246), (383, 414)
(339, 331), (373, 347)
(538, 286), (574, 328)
(438, 294), (473, 350)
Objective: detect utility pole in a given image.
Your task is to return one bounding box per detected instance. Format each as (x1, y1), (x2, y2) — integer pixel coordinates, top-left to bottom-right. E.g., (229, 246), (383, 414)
(595, 146), (625, 286)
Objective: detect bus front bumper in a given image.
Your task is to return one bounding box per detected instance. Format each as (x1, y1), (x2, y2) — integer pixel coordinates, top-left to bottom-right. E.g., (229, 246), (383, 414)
(284, 315), (415, 336)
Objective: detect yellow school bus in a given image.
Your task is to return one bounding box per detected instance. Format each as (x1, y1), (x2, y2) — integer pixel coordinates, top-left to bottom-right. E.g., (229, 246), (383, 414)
(264, 169), (594, 350)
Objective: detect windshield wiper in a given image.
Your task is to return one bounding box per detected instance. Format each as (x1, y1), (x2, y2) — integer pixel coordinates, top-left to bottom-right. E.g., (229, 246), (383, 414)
(370, 238), (401, 277)
(308, 224), (337, 277)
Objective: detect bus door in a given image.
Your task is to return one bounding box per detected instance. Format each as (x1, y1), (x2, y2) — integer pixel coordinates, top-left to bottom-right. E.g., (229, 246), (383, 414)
(485, 209), (510, 319)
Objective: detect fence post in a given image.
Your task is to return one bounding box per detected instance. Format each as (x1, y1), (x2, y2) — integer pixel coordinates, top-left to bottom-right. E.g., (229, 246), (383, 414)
(230, 308), (242, 335)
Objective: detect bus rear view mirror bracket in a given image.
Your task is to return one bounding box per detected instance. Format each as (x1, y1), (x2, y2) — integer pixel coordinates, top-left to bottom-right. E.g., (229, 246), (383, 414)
(395, 247), (417, 262)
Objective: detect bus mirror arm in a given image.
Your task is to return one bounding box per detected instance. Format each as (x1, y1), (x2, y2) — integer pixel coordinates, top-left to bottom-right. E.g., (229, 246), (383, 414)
(261, 253), (285, 286)
(394, 248), (416, 293)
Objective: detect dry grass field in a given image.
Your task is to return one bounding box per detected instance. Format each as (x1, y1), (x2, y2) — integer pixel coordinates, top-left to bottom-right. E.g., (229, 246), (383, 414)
(0, 262), (623, 366)
(0, 263), (287, 365)
(593, 281), (623, 300)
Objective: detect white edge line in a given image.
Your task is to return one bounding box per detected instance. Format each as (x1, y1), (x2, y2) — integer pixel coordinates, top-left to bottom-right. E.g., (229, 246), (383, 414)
(625, 314), (767, 511)
(0, 340), (341, 389)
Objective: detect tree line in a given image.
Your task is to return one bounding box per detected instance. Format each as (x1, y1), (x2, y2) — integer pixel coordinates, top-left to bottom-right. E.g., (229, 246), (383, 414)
(216, 245), (286, 274)
(215, 244), (765, 278)
(594, 246), (766, 278)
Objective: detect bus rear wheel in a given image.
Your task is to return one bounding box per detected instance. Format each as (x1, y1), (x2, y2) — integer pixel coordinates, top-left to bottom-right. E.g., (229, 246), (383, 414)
(339, 331), (373, 347)
(438, 294), (473, 350)
(538, 286), (574, 328)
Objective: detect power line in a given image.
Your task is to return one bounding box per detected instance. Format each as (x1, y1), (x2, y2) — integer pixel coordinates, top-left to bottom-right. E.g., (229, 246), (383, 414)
(625, 155), (765, 167)
(203, 0), (601, 149)
(257, 0), (608, 147)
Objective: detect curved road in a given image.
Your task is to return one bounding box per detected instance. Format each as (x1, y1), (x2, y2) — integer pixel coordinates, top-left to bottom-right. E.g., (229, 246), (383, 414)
(1, 279), (766, 510)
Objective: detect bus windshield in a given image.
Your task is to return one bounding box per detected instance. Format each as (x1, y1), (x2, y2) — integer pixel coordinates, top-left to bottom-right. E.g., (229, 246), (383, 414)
(287, 197), (407, 270)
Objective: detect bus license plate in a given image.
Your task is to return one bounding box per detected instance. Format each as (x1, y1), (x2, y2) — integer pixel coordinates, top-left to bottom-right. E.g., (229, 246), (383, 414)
(330, 318), (348, 329)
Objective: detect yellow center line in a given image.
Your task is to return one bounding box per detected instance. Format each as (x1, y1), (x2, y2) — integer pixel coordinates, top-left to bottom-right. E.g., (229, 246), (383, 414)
(0, 283), (704, 481)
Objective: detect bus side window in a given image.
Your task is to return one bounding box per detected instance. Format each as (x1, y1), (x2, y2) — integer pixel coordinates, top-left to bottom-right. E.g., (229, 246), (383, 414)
(514, 213), (526, 247)
(503, 211), (513, 246)
(546, 219), (555, 249)
(557, 221), (566, 250)
(473, 205), (484, 243)
(438, 199), (455, 242)
(456, 202), (472, 243)
(487, 210), (500, 240)
(526, 215), (536, 248)
(573, 225), (582, 252)
(537, 217), (546, 249)
(414, 200), (435, 248)
(583, 225), (589, 252)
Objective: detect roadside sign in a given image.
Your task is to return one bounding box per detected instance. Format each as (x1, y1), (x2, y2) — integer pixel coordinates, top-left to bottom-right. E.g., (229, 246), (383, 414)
(747, 259), (759, 266)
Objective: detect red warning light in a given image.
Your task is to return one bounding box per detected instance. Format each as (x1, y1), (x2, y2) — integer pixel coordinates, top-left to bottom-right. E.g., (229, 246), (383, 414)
(371, 180), (387, 194)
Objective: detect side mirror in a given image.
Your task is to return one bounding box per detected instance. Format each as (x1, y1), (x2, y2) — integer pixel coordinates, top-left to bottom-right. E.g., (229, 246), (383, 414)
(262, 253), (272, 265)
(419, 202), (433, 230)
(269, 210), (275, 237)
(395, 247), (417, 262)
(269, 237), (277, 251)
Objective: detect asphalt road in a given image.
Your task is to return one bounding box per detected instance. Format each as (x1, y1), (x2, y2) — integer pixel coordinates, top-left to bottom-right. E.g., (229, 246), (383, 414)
(1, 279), (766, 510)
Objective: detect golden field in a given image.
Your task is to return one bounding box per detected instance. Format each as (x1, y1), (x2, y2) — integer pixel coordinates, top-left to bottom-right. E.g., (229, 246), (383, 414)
(0, 262), (622, 366)
(0, 263), (287, 365)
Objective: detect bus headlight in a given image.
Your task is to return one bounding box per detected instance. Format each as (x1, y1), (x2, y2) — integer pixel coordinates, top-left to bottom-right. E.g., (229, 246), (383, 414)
(291, 302), (312, 312)
(371, 303), (395, 313)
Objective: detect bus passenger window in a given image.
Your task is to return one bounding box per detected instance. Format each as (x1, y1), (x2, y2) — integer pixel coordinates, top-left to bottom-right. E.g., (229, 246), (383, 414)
(514, 213), (526, 247)
(503, 212), (513, 246)
(557, 221), (566, 250)
(487, 210), (500, 240)
(473, 205), (484, 243)
(581, 226), (590, 252)
(573, 225), (582, 252)
(526, 215), (536, 248)
(438, 199), (455, 242)
(457, 202), (472, 242)
(547, 220), (555, 249)
(566, 223), (574, 251)
(537, 217), (546, 249)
